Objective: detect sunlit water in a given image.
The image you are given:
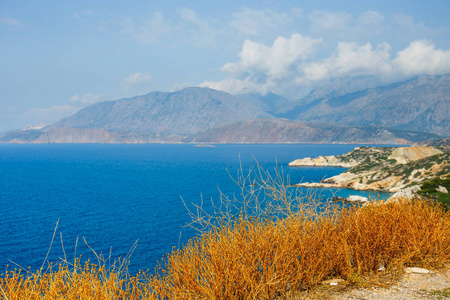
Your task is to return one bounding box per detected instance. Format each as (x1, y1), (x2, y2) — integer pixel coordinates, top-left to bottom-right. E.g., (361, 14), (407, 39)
(0, 144), (391, 275)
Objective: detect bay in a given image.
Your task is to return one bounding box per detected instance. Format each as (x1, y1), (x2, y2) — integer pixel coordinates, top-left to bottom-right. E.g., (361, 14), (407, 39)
(0, 144), (391, 275)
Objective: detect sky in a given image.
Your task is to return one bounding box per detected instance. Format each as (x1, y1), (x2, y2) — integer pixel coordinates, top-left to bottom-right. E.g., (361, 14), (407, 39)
(1, 0), (450, 132)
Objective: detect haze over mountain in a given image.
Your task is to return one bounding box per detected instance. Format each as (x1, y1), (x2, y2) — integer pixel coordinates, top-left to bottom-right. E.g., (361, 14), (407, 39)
(52, 87), (271, 135)
(280, 74), (450, 136)
(188, 119), (439, 144)
(0, 75), (448, 144)
(236, 92), (290, 115)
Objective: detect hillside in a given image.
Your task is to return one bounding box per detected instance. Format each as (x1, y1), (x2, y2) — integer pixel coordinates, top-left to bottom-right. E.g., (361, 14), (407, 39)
(51, 87), (272, 135)
(291, 141), (449, 192)
(236, 92), (290, 115)
(1, 75), (448, 144)
(189, 119), (440, 144)
(416, 136), (450, 152)
(281, 74), (450, 136)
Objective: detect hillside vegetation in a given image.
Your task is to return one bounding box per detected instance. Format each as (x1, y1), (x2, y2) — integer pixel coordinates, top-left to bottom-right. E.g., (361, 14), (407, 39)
(292, 140), (449, 193)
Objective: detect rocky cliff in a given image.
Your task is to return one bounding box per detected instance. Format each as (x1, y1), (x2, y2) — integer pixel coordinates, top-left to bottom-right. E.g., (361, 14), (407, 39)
(291, 144), (449, 192)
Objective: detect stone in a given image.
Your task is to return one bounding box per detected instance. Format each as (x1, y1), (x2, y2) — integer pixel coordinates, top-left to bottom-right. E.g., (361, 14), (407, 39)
(346, 195), (369, 203)
(405, 267), (434, 274)
(321, 279), (345, 285)
(437, 185), (448, 194)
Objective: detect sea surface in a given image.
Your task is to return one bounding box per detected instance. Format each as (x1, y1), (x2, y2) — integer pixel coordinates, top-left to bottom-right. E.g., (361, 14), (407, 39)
(0, 144), (391, 275)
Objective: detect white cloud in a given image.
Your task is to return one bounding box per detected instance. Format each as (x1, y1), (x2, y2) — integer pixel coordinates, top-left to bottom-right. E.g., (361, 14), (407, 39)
(300, 42), (392, 83)
(200, 77), (274, 95)
(0, 17), (25, 28)
(222, 33), (322, 79)
(120, 72), (152, 90)
(200, 26), (450, 96)
(201, 33), (322, 94)
(69, 93), (101, 105)
(394, 40), (450, 76)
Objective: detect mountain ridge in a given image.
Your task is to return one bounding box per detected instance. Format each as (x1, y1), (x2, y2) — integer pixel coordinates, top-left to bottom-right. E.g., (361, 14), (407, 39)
(1, 76), (449, 144)
(51, 87), (272, 135)
(282, 74), (450, 135)
(188, 119), (440, 144)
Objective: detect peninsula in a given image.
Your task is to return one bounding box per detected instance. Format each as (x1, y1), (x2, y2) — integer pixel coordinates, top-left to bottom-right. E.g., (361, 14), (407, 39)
(289, 138), (450, 193)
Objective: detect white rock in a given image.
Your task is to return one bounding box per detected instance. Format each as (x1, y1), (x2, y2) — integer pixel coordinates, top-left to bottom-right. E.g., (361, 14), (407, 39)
(346, 195), (368, 203)
(405, 267), (434, 274)
(378, 261), (385, 271)
(321, 279), (344, 285)
(437, 185), (448, 194)
(389, 186), (421, 200)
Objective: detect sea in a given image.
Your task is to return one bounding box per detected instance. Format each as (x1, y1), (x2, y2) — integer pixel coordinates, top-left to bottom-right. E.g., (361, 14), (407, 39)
(0, 144), (392, 275)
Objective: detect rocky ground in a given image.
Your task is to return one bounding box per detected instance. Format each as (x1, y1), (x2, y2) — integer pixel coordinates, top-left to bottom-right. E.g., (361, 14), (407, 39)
(286, 267), (450, 299)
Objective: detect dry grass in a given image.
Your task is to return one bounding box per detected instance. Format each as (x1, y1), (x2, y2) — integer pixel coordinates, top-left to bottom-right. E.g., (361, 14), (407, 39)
(148, 197), (450, 299)
(0, 261), (154, 300)
(2, 165), (450, 299)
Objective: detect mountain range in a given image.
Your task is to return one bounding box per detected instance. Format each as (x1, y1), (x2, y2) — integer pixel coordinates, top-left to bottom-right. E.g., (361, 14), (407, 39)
(1, 74), (448, 144)
(278, 74), (450, 135)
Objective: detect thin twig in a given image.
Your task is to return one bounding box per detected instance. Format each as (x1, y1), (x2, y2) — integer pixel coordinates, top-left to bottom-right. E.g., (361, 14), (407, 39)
(40, 219), (59, 271)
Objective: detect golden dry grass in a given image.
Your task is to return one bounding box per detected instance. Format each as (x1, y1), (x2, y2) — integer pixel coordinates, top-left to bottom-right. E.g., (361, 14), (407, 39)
(2, 196), (450, 299)
(148, 197), (450, 299)
(0, 260), (154, 300)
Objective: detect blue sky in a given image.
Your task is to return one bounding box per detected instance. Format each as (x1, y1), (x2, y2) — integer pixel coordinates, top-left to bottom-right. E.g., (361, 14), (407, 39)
(1, 0), (450, 132)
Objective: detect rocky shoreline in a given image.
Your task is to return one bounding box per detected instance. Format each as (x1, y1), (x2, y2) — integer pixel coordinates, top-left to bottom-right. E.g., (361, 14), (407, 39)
(289, 143), (449, 195)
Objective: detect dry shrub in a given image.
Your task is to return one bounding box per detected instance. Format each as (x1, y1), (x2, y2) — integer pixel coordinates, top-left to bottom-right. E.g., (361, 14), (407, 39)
(0, 232), (155, 299)
(342, 198), (450, 273)
(148, 198), (450, 299)
(0, 260), (154, 299)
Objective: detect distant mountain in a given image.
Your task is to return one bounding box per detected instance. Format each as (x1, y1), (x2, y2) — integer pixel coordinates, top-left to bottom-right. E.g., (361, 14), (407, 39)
(416, 137), (450, 152)
(277, 75), (385, 114)
(1, 78), (447, 144)
(52, 87), (272, 135)
(188, 119), (440, 144)
(236, 92), (290, 114)
(280, 74), (450, 136)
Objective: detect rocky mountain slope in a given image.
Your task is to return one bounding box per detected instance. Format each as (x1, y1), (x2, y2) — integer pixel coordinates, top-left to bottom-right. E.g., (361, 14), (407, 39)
(1, 75), (449, 143)
(52, 87), (272, 135)
(416, 137), (450, 152)
(236, 92), (290, 115)
(281, 74), (450, 136)
(291, 142), (449, 192)
(189, 119), (440, 144)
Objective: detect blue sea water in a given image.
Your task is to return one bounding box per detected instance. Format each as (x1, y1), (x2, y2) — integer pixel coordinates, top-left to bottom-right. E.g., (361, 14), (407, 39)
(0, 144), (391, 275)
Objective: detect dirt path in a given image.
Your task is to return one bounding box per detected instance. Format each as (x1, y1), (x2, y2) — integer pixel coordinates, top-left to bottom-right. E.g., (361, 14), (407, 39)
(289, 268), (450, 299)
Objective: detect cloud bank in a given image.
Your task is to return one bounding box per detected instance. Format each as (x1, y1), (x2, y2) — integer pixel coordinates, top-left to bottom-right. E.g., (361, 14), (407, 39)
(201, 36), (450, 95)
